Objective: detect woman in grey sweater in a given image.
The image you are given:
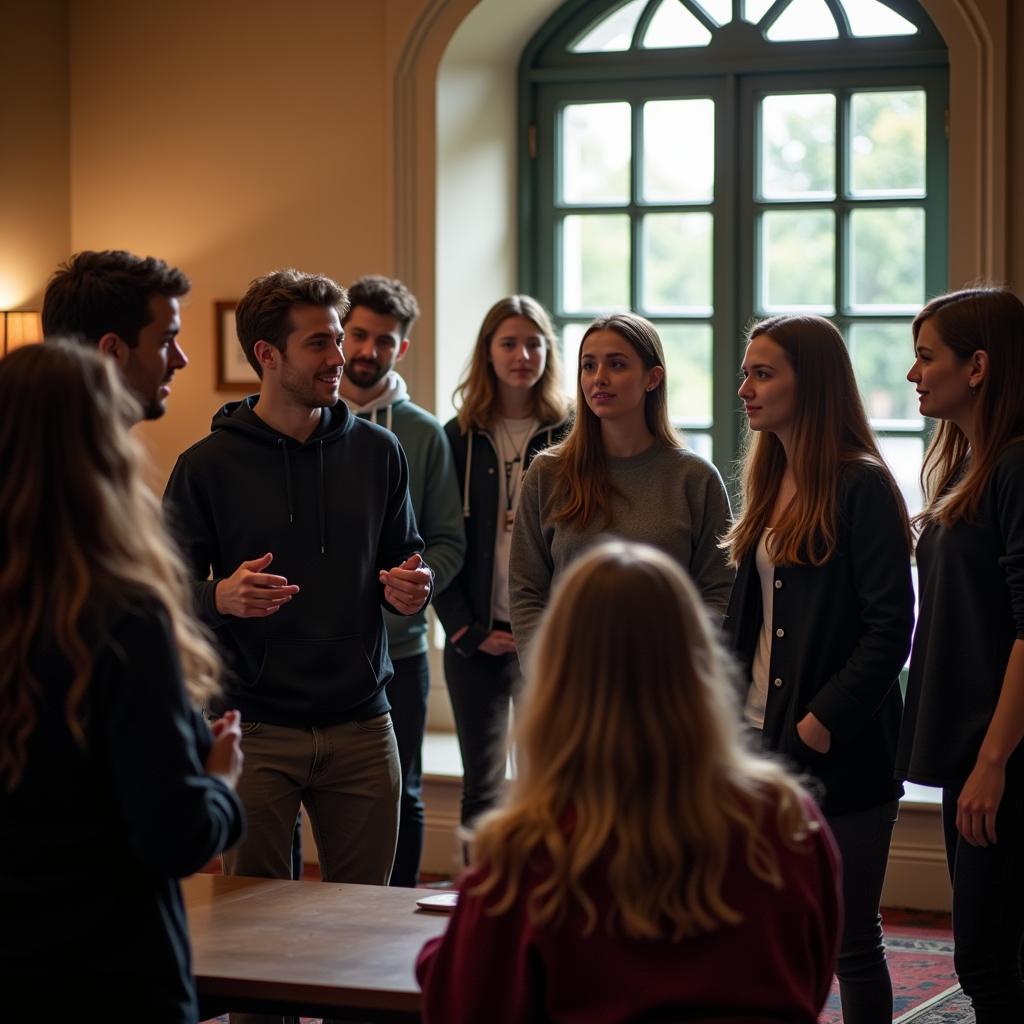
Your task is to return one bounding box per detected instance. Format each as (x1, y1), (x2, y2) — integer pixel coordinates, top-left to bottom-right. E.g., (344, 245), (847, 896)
(509, 313), (733, 657)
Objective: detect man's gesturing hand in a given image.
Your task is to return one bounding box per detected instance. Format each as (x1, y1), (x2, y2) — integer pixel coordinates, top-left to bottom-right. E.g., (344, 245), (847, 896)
(379, 553), (432, 615)
(215, 552), (300, 618)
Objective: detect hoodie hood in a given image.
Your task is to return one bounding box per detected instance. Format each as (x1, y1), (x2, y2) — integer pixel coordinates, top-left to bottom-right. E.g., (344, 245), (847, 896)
(209, 397), (354, 552)
(210, 395), (354, 444)
(342, 371), (409, 432)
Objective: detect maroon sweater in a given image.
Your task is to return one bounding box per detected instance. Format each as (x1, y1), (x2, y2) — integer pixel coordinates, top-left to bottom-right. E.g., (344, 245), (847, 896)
(416, 798), (840, 1024)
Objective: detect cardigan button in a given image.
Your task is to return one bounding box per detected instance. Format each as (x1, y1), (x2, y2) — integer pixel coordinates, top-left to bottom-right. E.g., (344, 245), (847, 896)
(774, 579), (782, 589)
(773, 678), (783, 687)
(775, 627), (785, 638)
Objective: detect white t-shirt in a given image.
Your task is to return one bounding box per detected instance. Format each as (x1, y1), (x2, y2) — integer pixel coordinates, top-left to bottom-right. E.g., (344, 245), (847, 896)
(491, 416), (538, 623)
(745, 529), (775, 730)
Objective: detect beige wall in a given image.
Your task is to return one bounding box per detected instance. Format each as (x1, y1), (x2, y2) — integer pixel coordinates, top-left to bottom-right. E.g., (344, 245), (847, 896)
(1010, 2), (1024, 291)
(0, 0), (69, 312)
(66, 0), (421, 483)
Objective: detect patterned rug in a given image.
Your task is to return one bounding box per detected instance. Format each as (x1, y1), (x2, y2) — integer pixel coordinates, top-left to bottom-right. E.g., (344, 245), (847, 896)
(818, 909), (969, 1023)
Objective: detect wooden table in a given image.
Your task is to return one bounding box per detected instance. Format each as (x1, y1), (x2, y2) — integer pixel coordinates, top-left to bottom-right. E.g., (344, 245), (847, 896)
(184, 874), (450, 1022)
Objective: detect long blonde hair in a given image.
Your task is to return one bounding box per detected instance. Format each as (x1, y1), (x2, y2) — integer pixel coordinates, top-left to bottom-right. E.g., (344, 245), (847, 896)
(723, 315), (910, 566)
(470, 540), (817, 940)
(914, 287), (1024, 528)
(454, 295), (568, 433)
(546, 313), (681, 530)
(0, 342), (221, 792)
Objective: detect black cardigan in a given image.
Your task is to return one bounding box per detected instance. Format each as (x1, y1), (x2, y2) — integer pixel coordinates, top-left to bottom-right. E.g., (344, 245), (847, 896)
(435, 415), (570, 655)
(897, 440), (1024, 791)
(723, 462), (914, 816)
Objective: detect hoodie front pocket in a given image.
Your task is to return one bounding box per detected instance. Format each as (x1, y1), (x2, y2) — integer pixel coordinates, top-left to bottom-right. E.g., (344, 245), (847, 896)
(252, 635), (379, 716)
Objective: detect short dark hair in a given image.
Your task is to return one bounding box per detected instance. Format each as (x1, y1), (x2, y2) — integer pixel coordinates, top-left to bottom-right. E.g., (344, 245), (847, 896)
(235, 268), (348, 377)
(345, 275), (420, 336)
(41, 250), (190, 348)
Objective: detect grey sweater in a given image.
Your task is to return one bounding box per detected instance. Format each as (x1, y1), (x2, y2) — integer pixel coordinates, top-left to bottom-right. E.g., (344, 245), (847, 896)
(508, 440), (734, 655)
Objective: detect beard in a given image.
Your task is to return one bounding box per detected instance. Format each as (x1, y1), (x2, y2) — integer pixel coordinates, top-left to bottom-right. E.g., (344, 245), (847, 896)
(345, 358), (389, 389)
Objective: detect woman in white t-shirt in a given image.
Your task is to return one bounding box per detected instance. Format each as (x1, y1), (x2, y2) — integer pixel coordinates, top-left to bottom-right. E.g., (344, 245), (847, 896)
(434, 296), (570, 833)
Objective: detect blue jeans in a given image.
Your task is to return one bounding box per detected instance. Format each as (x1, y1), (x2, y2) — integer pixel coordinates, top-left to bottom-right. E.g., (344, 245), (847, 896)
(942, 785), (1024, 1022)
(826, 799), (899, 1024)
(386, 652), (430, 887)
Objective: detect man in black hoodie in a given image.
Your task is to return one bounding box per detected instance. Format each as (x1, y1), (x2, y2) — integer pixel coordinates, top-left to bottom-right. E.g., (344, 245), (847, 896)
(164, 268), (431, 889)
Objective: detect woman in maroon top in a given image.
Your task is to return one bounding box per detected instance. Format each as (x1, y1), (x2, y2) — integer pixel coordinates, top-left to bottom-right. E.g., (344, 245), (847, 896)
(417, 540), (840, 1024)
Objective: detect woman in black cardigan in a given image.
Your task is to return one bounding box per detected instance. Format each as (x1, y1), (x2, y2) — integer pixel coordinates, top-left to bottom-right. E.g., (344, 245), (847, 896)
(897, 287), (1024, 1022)
(434, 295), (570, 832)
(723, 314), (913, 1024)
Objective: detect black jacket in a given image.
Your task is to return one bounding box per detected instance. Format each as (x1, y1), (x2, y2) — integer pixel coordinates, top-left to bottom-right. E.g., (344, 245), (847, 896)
(435, 416), (569, 655)
(897, 440), (1024, 790)
(724, 462), (914, 816)
(163, 398), (423, 726)
(0, 600), (243, 1021)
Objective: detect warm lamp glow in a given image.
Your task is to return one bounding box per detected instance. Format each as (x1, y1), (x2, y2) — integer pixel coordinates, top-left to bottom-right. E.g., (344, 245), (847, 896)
(1, 311), (43, 354)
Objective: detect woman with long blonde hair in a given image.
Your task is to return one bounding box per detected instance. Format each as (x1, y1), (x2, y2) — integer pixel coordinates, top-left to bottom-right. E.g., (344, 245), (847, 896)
(418, 541), (840, 1023)
(723, 314), (914, 1024)
(509, 312), (732, 655)
(897, 287), (1024, 1021)
(0, 342), (244, 1021)
(435, 295), (570, 832)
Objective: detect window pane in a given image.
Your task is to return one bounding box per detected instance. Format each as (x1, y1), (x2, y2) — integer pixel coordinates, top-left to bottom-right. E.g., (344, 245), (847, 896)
(561, 214), (631, 312)
(761, 93), (836, 199)
(743, 0), (775, 21)
(766, 0), (839, 41)
(570, 0), (646, 52)
(760, 210), (835, 312)
(643, 0), (712, 48)
(562, 102), (631, 204)
(660, 323), (713, 426)
(849, 322), (922, 427)
(642, 99), (714, 202)
(878, 435), (924, 519)
(850, 90), (926, 197)
(849, 207), (925, 310)
(839, 0), (917, 37)
(695, 0), (732, 25)
(561, 323), (587, 398)
(642, 213), (713, 313)
(681, 431), (713, 462)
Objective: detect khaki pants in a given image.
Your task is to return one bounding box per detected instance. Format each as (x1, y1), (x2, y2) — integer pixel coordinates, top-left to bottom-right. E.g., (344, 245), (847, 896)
(224, 714), (401, 884)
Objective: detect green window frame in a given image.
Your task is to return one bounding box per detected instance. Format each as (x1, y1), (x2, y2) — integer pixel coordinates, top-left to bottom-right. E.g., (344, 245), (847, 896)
(520, 0), (948, 509)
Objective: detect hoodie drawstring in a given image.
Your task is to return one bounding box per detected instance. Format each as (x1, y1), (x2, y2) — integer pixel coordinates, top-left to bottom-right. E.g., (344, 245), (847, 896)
(462, 428), (474, 519)
(318, 439), (327, 555)
(278, 439), (295, 524)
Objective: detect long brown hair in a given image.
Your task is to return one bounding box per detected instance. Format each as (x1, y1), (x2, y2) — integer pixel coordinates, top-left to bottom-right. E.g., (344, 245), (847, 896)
(914, 287), (1024, 528)
(546, 313), (680, 529)
(723, 314), (909, 566)
(471, 541), (818, 940)
(454, 295), (568, 433)
(0, 342), (221, 792)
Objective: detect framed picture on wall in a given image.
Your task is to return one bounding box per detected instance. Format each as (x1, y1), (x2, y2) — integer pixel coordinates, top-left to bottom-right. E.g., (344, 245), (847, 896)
(215, 300), (258, 391)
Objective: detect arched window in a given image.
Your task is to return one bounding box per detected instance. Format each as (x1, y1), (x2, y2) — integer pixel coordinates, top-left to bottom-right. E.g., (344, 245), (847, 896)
(520, 0), (947, 511)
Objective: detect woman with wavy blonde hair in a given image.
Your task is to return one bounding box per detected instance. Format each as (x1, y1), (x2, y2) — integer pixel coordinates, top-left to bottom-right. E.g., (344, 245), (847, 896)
(418, 541), (840, 1024)
(723, 314), (914, 1024)
(897, 287), (1024, 1021)
(436, 295), (570, 834)
(0, 342), (244, 1021)
(509, 312), (733, 656)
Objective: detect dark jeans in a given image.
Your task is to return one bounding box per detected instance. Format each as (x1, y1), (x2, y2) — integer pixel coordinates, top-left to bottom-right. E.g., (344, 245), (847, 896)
(826, 799), (899, 1024)
(444, 635), (520, 831)
(386, 652), (430, 887)
(942, 785), (1024, 1022)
